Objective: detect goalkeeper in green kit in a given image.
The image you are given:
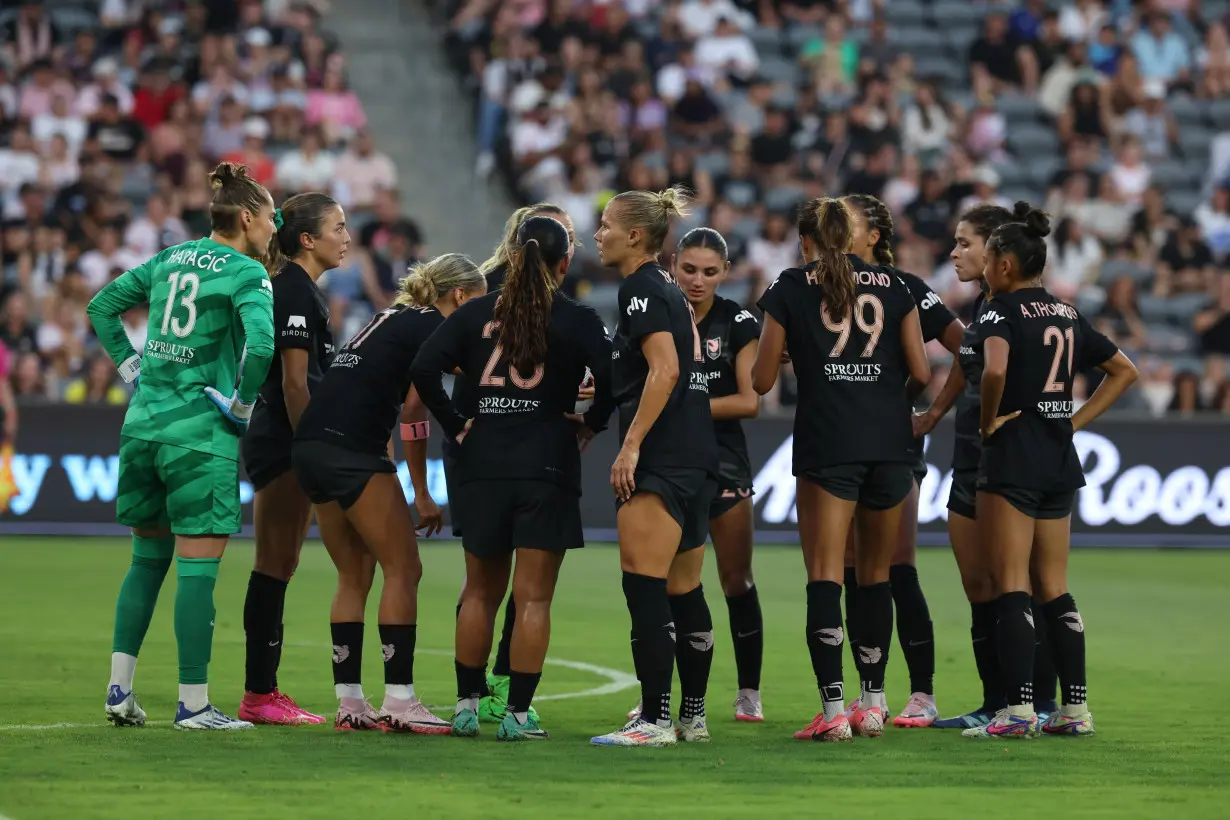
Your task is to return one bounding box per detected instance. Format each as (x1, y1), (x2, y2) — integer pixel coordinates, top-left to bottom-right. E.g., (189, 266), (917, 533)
(87, 163), (278, 730)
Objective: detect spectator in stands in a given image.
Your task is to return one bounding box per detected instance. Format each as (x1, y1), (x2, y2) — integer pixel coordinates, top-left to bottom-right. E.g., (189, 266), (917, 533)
(901, 82), (952, 164)
(64, 353), (128, 405)
(333, 130), (397, 215)
(1047, 216), (1103, 302)
(802, 17), (858, 99)
(87, 93), (145, 162)
(1198, 23), (1230, 98)
(1, 3), (60, 72)
(275, 127), (336, 195)
(222, 117), (276, 185)
(0, 124), (43, 199)
(511, 96), (568, 199)
(202, 94), (247, 160)
(12, 351), (45, 399)
(305, 67), (367, 146)
(1169, 370), (1204, 413)
(678, 0), (754, 39)
(360, 187), (423, 260)
(695, 16), (759, 83)
(1109, 135), (1152, 205)
(1057, 79), (1111, 147)
(1132, 11), (1192, 89)
(33, 93), (88, 157)
(1060, 0), (1109, 44)
(124, 193), (188, 258)
(1154, 216), (1217, 296)
(76, 224), (140, 292)
(1123, 80), (1178, 161)
(1194, 185), (1230, 258)
(969, 12), (1027, 95)
(78, 58), (135, 118)
(1097, 275), (1149, 352)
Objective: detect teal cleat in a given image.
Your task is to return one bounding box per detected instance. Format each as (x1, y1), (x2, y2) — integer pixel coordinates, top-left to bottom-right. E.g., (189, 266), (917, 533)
(451, 707), (480, 737)
(497, 712), (549, 741)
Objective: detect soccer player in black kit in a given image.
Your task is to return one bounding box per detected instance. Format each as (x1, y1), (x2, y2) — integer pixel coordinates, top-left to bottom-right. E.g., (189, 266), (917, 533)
(239, 192), (348, 726)
(589, 187), (720, 748)
(915, 204), (1061, 729)
(962, 204), (1137, 739)
(292, 253), (487, 734)
(670, 227), (765, 723)
(752, 198), (931, 742)
(409, 216), (614, 741)
(839, 194), (964, 729)
(450, 202), (580, 726)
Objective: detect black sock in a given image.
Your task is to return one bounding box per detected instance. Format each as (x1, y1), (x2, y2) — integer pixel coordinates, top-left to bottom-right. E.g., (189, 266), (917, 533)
(971, 602), (1004, 710)
(492, 595), (516, 677)
(1042, 593), (1087, 707)
(806, 580), (845, 711)
(623, 572), (674, 726)
(725, 585), (763, 691)
(890, 564), (934, 695)
(272, 622), (284, 692)
(858, 582), (893, 696)
(378, 624), (416, 687)
(1032, 597), (1058, 707)
(995, 592), (1035, 708)
(670, 585), (713, 721)
(331, 622), (364, 688)
(244, 572), (287, 695)
(456, 659), (487, 701)
(843, 566), (864, 680)
(507, 670), (542, 716)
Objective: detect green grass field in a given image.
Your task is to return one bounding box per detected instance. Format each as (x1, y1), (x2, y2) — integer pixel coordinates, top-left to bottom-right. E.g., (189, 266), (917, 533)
(2, 538), (1228, 819)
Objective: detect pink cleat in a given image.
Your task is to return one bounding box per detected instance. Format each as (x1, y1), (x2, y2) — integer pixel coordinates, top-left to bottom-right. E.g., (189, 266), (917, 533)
(893, 692), (938, 728)
(793, 711), (853, 742)
(239, 690), (321, 726)
(334, 698), (380, 731)
(376, 697), (452, 736)
(850, 700), (886, 738)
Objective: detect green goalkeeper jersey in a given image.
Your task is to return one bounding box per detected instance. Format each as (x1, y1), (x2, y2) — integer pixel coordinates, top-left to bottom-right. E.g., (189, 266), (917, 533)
(87, 237), (276, 461)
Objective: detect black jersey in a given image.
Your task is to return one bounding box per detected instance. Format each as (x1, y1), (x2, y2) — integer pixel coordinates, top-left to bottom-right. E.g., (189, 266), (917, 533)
(445, 263), (507, 457)
(756, 256), (918, 471)
(695, 295), (760, 484)
(409, 291), (613, 491)
(248, 262), (334, 442)
(612, 262), (718, 477)
(296, 304), (444, 456)
(977, 287), (1118, 492)
(897, 269), (959, 463)
(953, 293), (989, 471)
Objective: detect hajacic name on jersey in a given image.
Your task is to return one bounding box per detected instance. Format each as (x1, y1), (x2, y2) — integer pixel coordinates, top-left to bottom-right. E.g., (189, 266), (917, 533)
(165, 248), (233, 272)
(145, 338), (195, 364)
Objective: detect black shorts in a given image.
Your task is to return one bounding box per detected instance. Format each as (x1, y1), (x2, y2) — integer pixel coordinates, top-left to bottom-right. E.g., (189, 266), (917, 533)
(291, 439), (394, 510)
(980, 484), (1075, 520)
(617, 467), (717, 552)
(947, 468), (978, 520)
(801, 462), (914, 511)
(458, 479), (583, 558)
(442, 448), (465, 537)
(710, 484), (753, 520)
(911, 454), (928, 486)
(242, 432), (293, 492)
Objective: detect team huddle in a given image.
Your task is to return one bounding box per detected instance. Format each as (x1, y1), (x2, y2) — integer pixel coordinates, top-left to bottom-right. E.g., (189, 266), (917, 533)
(87, 162), (1137, 745)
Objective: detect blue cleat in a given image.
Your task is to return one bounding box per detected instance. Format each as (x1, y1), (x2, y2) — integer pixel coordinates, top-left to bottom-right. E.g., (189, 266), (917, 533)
(933, 704), (1002, 730)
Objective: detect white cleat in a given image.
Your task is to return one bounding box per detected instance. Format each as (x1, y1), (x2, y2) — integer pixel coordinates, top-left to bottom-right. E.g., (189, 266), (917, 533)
(676, 715), (710, 743)
(105, 685), (146, 727)
(591, 718), (677, 747)
(627, 698), (642, 721)
(174, 703), (254, 731)
(734, 689), (763, 722)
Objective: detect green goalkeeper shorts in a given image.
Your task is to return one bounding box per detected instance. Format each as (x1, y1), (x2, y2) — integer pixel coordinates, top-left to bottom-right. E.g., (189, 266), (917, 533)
(116, 436), (242, 536)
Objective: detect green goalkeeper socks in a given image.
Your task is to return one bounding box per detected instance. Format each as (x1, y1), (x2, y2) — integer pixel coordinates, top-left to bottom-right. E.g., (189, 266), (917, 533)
(112, 535), (175, 656)
(175, 557), (220, 685)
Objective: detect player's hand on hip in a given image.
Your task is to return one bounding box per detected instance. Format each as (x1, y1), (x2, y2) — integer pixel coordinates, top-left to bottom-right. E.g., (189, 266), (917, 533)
(981, 410), (1020, 440)
(203, 386), (256, 432)
(610, 444), (639, 502)
(454, 418), (473, 445)
(414, 494), (444, 537)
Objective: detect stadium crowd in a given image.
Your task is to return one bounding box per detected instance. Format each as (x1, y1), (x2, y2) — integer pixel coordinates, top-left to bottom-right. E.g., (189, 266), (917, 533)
(443, 0), (1230, 415)
(0, 0), (418, 413)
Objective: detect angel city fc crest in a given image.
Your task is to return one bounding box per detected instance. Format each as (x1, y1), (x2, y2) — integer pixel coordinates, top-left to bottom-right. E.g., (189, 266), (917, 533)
(706, 337), (722, 360)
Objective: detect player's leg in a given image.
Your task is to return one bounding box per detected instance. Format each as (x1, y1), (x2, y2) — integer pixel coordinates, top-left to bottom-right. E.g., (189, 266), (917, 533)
(666, 547), (712, 743)
(888, 480), (939, 728)
(964, 490), (1039, 739)
(848, 468), (911, 738)
(1031, 497), (1093, 735)
(106, 437), (173, 726)
(344, 473), (449, 735)
(454, 550), (512, 737)
(710, 493), (763, 722)
(241, 470), (321, 725)
(793, 472), (857, 742)
(482, 594), (519, 723)
(317, 500), (380, 731)
(591, 477), (688, 748)
(841, 528), (866, 717)
(498, 547), (564, 741)
(935, 470), (1002, 729)
(163, 444), (251, 730)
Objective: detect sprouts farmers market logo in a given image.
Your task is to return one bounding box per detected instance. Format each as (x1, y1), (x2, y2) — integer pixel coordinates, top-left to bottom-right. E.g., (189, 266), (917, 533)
(752, 432), (1230, 529)
(2, 454), (451, 516)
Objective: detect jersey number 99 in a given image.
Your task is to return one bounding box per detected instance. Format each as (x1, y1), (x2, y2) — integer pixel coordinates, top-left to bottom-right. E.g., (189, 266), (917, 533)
(480, 321), (544, 389)
(821, 294), (884, 357)
(160, 271), (200, 338)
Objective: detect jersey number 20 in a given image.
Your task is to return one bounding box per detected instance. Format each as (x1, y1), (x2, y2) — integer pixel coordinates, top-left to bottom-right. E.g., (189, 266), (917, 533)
(160, 272), (199, 338)
(480, 321), (544, 389)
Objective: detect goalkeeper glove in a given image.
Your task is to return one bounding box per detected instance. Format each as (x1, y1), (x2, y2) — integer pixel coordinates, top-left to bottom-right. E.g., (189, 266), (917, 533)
(203, 387), (256, 432)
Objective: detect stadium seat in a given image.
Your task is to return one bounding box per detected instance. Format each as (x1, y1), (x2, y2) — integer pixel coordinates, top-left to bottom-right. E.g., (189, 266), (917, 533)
(1008, 124), (1060, 158)
(764, 186), (806, 213)
(1205, 98), (1230, 131)
(1028, 156), (1064, 188)
(889, 25), (945, 54)
(1168, 95), (1204, 126)
(785, 25), (823, 52)
(732, 217), (764, 242)
(991, 162), (1031, 188)
(758, 56), (804, 87)
(1099, 260), (1152, 285)
(912, 56), (965, 86)
(1138, 294), (1171, 323)
(1075, 288), (1106, 315)
(885, 0), (929, 27)
(694, 152), (730, 176)
(1180, 126), (1216, 161)
(1151, 159), (1195, 189)
(748, 26), (785, 56)
(771, 84), (800, 108)
(997, 93), (1042, 122)
(929, 1), (990, 27)
(1165, 292), (1213, 324)
(944, 24), (982, 54)
(1167, 189), (1205, 216)
(50, 7), (98, 32)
